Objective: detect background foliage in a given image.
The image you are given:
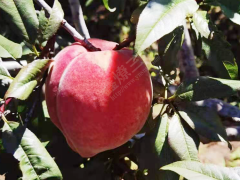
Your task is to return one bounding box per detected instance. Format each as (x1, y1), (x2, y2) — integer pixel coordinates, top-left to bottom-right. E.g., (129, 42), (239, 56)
(1, 0), (240, 179)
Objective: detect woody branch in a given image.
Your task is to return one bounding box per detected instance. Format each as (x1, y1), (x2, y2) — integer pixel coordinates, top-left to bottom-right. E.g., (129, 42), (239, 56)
(34, 0), (100, 51)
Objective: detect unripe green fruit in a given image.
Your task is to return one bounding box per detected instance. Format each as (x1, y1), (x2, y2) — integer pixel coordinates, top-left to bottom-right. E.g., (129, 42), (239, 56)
(45, 39), (152, 157)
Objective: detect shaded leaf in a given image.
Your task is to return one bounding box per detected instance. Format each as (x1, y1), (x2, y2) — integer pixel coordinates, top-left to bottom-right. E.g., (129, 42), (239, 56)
(0, 35), (22, 59)
(217, 0), (240, 25)
(39, 0), (64, 44)
(2, 121), (62, 180)
(130, 4), (146, 24)
(4, 60), (53, 100)
(178, 104), (228, 142)
(170, 76), (240, 102)
(158, 26), (184, 79)
(192, 10), (238, 79)
(0, 0), (39, 44)
(135, 114), (180, 179)
(168, 113), (199, 161)
(202, 32), (238, 80)
(161, 161), (240, 180)
(135, 0), (198, 54)
(102, 0), (116, 12)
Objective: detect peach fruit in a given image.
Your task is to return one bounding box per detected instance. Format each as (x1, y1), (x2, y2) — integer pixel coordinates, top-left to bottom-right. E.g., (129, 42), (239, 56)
(45, 39), (152, 157)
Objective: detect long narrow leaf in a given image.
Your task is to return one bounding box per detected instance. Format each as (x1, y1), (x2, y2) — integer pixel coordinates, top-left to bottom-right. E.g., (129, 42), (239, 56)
(161, 161), (240, 180)
(0, 0), (39, 44)
(135, 114), (179, 179)
(2, 121), (62, 180)
(170, 76), (240, 102)
(135, 0), (198, 54)
(39, 0), (64, 44)
(0, 35), (22, 59)
(193, 11), (238, 79)
(102, 0), (116, 12)
(168, 113), (199, 161)
(4, 60), (53, 100)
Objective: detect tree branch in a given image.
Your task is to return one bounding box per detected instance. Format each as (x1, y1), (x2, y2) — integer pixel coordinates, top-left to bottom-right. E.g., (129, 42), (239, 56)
(113, 35), (136, 50)
(68, 0), (90, 38)
(34, 0), (100, 51)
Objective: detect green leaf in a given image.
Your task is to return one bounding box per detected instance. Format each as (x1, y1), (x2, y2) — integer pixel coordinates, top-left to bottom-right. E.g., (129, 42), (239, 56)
(135, 114), (180, 179)
(192, 11), (212, 39)
(217, 0), (240, 25)
(21, 42), (34, 56)
(161, 161), (240, 180)
(0, 35), (22, 59)
(0, 0), (39, 44)
(0, 60), (12, 97)
(102, 0), (116, 12)
(2, 121), (62, 180)
(135, 0), (198, 54)
(157, 26), (184, 79)
(178, 104), (228, 142)
(4, 60), (53, 100)
(168, 113), (199, 161)
(39, 0), (64, 44)
(42, 100), (50, 119)
(232, 167), (240, 177)
(193, 11), (238, 79)
(170, 76), (240, 102)
(130, 4), (146, 24)
(0, 59), (13, 82)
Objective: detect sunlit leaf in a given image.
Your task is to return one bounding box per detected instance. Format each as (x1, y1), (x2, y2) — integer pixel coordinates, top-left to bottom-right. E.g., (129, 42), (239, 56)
(0, 0), (39, 44)
(135, 0), (198, 54)
(102, 0), (116, 12)
(4, 60), (52, 100)
(168, 113), (199, 161)
(0, 35), (22, 59)
(161, 161), (240, 180)
(2, 121), (62, 180)
(0, 59), (13, 82)
(192, 11), (212, 39)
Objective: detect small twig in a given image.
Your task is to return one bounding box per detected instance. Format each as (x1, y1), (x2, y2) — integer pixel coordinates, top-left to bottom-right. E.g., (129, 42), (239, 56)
(39, 35), (56, 59)
(113, 35), (136, 50)
(0, 98), (12, 117)
(25, 71), (48, 123)
(34, 0), (100, 51)
(68, 0), (90, 38)
(178, 20), (199, 79)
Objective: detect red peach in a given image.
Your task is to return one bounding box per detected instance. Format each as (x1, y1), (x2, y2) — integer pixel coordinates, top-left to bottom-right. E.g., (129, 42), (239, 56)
(45, 39), (152, 157)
